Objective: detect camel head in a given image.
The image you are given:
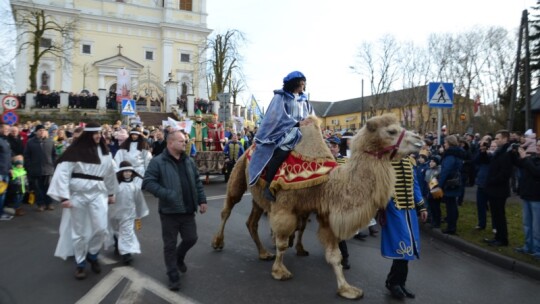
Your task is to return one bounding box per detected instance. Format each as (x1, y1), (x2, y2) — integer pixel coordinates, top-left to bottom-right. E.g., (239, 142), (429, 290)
(351, 113), (423, 160)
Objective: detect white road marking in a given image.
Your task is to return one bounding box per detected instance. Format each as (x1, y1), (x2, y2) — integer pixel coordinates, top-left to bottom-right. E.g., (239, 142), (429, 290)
(206, 193), (251, 201)
(76, 266), (199, 304)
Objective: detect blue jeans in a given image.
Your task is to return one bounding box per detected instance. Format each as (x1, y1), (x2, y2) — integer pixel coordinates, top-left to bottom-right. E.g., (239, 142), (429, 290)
(476, 187), (489, 229)
(521, 200), (540, 256)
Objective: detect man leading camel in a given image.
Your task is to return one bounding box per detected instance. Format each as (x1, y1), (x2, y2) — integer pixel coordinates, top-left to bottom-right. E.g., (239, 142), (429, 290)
(247, 71), (313, 201)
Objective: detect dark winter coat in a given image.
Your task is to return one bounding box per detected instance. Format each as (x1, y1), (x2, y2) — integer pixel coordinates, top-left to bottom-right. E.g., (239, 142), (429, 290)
(23, 136), (56, 177)
(516, 154), (540, 201)
(142, 148), (206, 214)
(473, 150), (491, 188)
(439, 146), (465, 197)
(484, 143), (515, 199)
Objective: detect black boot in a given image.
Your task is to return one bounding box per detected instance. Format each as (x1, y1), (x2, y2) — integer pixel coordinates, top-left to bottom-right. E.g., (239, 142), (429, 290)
(341, 257), (351, 270)
(386, 282), (405, 299)
(121, 253), (132, 265)
(263, 186), (276, 202)
(400, 285), (415, 298)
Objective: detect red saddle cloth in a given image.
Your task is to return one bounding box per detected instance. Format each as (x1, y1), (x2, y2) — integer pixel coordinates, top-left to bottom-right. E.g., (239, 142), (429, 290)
(246, 146), (338, 194)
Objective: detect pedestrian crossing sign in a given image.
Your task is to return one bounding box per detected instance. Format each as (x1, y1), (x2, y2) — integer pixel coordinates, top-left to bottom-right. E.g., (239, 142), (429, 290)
(121, 99), (136, 116)
(427, 82), (453, 108)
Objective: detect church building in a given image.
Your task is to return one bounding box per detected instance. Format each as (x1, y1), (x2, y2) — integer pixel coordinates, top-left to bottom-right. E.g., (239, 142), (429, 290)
(11, 0), (211, 105)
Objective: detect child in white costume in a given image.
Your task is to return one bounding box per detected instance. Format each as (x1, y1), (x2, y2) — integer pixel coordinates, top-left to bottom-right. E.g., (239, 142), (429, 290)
(107, 160), (149, 265)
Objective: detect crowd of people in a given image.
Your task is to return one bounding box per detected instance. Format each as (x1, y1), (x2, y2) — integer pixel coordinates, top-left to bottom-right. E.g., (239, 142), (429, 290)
(1, 71), (538, 298)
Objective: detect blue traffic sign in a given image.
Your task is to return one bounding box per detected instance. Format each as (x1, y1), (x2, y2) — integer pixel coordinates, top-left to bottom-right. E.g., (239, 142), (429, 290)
(2, 110), (18, 125)
(121, 99), (136, 116)
(427, 82), (454, 108)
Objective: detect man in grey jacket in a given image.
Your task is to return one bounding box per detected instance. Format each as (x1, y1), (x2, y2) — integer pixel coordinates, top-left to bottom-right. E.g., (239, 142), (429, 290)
(142, 130), (207, 291)
(24, 124), (56, 211)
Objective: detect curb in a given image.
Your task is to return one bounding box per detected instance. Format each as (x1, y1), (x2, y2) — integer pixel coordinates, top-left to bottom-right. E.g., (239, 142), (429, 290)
(420, 224), (540, 281)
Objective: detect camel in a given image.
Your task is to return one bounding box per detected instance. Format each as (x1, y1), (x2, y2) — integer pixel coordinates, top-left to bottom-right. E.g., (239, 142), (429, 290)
(211, 114), (423, 299)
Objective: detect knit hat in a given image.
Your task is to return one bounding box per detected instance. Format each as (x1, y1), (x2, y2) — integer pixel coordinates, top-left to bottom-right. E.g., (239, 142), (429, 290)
(430, 155), (441, 166)
(341, 132), (354, 139)
(34, 124), (46, 132)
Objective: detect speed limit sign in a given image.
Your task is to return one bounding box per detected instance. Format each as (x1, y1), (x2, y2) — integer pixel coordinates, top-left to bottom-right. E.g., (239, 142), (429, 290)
(2, 95), (19, 110)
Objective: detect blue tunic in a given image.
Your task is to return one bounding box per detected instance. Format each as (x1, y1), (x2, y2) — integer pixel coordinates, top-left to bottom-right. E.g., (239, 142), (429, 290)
(248, 89), (312, 185)
(381, 158), (425, 260)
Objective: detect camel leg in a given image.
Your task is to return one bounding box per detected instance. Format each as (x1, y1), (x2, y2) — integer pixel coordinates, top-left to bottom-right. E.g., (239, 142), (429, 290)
(246, 200), (275, 260)
(317, 215), (363, 300)
(295, 214), (310, 256)
(211, 157), (248, 251)
(270, 208), (297, 280)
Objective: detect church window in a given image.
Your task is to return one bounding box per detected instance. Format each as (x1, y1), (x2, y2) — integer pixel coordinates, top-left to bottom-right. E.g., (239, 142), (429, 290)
(180, 53), (190, 63)
(82, 44), (92, 54)
(180, 0), (192, 11)
(145, 50), (154, 60)
(40, 38), (52, 48)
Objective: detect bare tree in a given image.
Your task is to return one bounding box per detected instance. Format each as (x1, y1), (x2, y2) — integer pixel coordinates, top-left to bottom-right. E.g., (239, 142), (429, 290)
(202, 29), (246, 101)
(229, 76), (245, 106)
(11, 7), (77, 91)
(353, 34), (401, 114)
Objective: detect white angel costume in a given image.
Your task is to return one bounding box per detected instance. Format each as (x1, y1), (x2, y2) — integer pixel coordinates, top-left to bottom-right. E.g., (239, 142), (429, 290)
(106, 174), (149, 255)
(48, 148), (118, 264)
(114, 142), (152, 188)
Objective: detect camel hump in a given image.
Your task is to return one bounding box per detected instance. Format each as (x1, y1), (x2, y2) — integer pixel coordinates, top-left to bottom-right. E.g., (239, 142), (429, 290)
(294, 115), (334, 160)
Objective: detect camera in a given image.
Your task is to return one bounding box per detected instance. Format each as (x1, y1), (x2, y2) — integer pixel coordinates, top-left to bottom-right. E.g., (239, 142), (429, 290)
(511, 143), (520, 150)
(482, 142), (489, 148)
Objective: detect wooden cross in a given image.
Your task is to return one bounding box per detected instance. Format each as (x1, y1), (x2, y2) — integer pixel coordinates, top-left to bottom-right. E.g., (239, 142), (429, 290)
(117, 44), (123, 55)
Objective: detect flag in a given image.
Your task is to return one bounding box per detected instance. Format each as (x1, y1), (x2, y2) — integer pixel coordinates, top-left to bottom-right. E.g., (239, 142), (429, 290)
(473, 94), (482, 117)
(116, 68), (131, 103)
(251, 95), (264, 124)
(166, 117), (193, 132)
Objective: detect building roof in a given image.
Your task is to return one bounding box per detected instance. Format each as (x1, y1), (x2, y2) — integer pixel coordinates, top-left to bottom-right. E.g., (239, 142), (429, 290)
(311, 86), (428, 117)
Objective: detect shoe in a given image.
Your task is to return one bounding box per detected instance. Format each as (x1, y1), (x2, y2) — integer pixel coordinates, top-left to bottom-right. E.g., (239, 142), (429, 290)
(488, 240), (508, 247)
(514, 247), (532, 254)
(474, 226), (485, 230)
(46, 205), (55, 211)
(483, 238), (496, 244)
(15, 208), (25, 216)
(353, 232), (368, 240)
(121, 254), (133, 265)
(0, 214), (13, 221)
(168, 272), (180, 291)
(177, 261), (187, 273)
(369, 226), (379, 236)
(75, 267), (86, 280)
(3, 207), (15, 215)
(341, 257), (350, 270)
(37, 206), (45, 212)
(263, 187), (276, 202)
(400, 285), (416, 299)
(86, 258), (101, 274)
(386, 283), (405, 299)
(442, 230), (457, 235)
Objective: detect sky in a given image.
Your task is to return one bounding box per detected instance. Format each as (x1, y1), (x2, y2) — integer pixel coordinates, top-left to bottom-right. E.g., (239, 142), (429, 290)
(207, 0), (537, 109)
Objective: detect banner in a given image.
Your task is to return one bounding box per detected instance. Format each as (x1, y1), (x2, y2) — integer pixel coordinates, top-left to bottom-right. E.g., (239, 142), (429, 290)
(116, 68), (131, 103)
(166, 117), (193, 132)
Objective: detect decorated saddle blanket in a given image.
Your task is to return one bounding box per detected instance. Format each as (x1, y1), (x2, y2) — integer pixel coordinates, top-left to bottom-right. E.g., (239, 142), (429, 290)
(246, 146), (338, 194)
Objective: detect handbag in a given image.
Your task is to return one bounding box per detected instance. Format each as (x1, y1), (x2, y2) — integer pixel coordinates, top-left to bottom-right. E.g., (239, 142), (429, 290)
(444, 171), (461, 191)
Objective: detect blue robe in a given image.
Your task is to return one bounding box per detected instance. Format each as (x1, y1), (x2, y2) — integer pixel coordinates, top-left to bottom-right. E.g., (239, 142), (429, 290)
(381, 159), (425, 260)
(248, 89), (312, 185)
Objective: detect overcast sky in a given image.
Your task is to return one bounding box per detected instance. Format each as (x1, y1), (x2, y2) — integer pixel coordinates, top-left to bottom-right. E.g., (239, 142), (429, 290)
(207, 0), (536, 109)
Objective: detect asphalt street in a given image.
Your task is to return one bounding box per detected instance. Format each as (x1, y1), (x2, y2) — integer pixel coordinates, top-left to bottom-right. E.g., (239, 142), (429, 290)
(0, 177), (538, 304)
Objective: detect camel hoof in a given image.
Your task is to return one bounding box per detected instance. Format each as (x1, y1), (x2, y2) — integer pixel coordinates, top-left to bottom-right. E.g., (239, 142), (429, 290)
(211, 237), (224, 251)
(272, 269), (293, 281)
(258, 252), (276, 261)
(337, 285), (363, 300)
(296, 249), (309, 256)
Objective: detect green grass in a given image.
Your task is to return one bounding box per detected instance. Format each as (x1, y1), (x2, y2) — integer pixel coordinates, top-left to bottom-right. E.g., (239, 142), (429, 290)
(451, 200), (540, 267)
